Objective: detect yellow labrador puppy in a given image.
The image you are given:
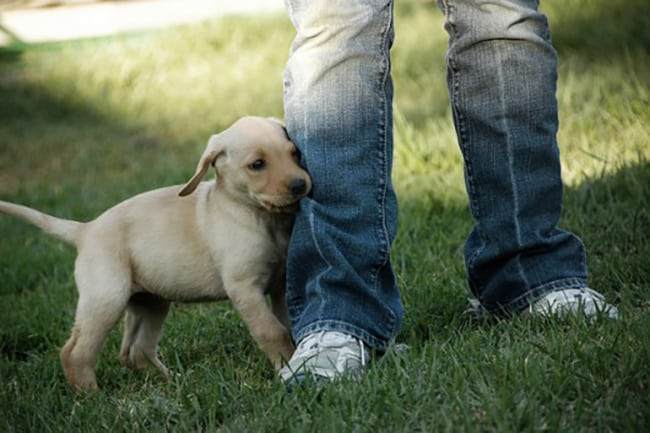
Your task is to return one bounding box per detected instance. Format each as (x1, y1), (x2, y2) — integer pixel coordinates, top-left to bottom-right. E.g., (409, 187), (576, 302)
(0, 116), (311, 390)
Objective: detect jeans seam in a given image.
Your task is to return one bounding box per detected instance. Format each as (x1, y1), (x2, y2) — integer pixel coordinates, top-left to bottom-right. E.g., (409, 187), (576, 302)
(369, 0), (397, 327)
(445, 1), (487, 287)
(308, 204), (333, 321)
(375, 0), (393, 272)
(494, 46), (530, 292)
(282, 0), (294, 102)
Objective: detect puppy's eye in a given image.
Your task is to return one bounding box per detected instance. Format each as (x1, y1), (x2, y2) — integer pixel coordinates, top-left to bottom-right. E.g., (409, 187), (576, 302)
(248, 159), (266, 171)
(291, 148), (301, 160)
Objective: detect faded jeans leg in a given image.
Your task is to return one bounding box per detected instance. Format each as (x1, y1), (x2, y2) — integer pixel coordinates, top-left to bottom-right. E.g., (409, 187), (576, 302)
(283, 0), (403, 349)
(439, 0), (588, 313)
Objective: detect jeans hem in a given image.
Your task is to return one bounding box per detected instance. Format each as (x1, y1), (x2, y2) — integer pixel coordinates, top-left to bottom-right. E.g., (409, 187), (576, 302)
(293, 320), (392, 351)
(488, 276), (588, 314)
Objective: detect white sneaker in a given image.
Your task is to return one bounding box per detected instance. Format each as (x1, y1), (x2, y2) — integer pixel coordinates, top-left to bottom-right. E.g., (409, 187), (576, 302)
(279, 331), (370, 384)
(529, 287), (619, 319)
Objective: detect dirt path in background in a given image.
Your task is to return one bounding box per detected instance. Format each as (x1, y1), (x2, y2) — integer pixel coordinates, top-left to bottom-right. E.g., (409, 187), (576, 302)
(0, 0), (284, 46)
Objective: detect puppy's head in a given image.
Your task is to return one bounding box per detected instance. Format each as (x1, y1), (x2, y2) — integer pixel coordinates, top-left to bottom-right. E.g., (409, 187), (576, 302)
(179, 116), (311, 212)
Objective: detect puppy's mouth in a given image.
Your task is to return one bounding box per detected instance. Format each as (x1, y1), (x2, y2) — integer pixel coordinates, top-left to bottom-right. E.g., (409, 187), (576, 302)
(260, 200), (300, 213)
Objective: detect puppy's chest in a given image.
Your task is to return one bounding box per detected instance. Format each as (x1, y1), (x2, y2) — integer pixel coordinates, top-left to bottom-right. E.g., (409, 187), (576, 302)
(263, 219), (291, 259)
(212, 213), (292, 272)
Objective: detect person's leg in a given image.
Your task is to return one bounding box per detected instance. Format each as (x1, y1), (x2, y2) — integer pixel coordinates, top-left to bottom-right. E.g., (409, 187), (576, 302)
(438, 0), (599, 313)
(282, 0), (403, 371)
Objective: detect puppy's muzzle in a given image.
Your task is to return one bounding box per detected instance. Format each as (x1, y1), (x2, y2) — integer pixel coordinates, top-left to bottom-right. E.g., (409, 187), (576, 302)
(288, 178), (308, 197)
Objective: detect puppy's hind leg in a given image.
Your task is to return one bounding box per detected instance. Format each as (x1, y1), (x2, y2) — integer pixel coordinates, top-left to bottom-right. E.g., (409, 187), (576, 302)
(119, 293), (171, 379)
(60, 258), (131, 391)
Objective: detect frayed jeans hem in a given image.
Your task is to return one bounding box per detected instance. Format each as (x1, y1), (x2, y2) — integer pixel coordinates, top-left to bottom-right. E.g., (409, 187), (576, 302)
(293, 319), (393, 352)
(479, 276), (589, 315)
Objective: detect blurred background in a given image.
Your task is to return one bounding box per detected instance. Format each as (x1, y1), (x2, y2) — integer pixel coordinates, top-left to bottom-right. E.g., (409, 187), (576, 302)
(1, 0), (647, 196)
(0, 0), (284, 45)
(0, 1), (649, 431)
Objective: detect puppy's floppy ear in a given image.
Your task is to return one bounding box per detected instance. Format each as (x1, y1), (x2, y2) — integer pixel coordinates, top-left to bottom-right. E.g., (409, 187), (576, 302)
(267, 117), (289, 138)
(178, 134), (228, 197)
(267, 117), (285, 127)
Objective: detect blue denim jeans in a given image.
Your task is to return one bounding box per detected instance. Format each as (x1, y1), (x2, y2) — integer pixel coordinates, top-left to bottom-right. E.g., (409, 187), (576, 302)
(283, 0), (588, 349)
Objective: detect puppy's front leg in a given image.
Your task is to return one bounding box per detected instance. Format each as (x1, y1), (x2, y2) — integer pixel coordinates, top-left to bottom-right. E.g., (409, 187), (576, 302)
(270, 281), (291, 332)
(226, 277), (294, 369)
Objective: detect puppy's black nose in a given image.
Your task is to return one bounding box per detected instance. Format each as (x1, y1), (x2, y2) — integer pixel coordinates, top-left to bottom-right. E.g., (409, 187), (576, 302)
(289, 178), (307, 196)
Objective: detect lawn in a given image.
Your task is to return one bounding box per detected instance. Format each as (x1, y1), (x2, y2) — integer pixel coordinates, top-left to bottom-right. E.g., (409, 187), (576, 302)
(1, 0), (649, 432)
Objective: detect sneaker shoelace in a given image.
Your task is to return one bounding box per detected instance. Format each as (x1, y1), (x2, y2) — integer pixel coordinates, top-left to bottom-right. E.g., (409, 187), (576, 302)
(530, 287), (619, 319)
(533, 287), (603, 310)
(290, 331), (368, 376)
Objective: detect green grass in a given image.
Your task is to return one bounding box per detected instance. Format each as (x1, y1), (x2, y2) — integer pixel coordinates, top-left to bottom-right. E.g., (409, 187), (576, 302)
(1, 0), (649, 431)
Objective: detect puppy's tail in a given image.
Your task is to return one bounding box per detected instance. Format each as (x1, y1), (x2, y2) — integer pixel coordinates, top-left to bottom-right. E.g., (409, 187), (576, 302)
(0, 200), (84, 246)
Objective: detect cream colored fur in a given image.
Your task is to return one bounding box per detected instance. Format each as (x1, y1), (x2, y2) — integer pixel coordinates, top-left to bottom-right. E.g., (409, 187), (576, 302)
(0, 116), (311, 391)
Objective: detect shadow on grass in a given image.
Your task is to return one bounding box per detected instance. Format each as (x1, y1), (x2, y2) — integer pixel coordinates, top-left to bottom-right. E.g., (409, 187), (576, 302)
(0, 71), (189, 199)
(0, 72), (101, 123)
(548, 0), (650, 57)
(0, 44), (24, 63)
(0, 72), (180, 298)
